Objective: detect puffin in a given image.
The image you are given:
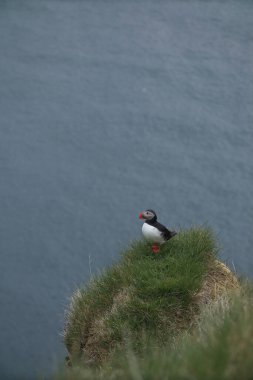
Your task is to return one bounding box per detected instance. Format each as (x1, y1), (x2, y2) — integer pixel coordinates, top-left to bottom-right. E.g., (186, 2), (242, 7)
(139, 209), (177, 253)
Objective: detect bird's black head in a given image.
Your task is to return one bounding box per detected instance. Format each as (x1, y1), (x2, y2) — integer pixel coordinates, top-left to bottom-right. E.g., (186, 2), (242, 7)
(139, 209), (157, 222)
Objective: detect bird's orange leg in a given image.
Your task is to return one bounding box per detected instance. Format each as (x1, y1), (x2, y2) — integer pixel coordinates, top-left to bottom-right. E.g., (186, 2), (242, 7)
(152, 244), (160, 253)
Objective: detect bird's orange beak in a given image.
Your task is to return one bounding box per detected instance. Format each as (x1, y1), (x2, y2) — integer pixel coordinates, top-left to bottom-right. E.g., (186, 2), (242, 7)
(139, 212), (143, 219)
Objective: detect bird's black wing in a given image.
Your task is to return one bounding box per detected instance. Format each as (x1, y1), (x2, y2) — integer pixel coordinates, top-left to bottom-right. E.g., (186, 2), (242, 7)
(153, 221), (177, 241)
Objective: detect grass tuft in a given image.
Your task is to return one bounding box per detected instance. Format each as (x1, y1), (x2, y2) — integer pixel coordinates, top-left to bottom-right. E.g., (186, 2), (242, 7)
(64, 228), (217, 363)
(53, 227), (252, 380)
(56, 285), (253, 380)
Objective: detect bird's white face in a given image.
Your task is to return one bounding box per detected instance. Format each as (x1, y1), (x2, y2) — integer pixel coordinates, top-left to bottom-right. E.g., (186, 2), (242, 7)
(139, 210), (156, 220)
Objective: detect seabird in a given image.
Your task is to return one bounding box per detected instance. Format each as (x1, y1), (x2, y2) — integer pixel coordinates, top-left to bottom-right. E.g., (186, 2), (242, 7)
(139, 209), (177, 252)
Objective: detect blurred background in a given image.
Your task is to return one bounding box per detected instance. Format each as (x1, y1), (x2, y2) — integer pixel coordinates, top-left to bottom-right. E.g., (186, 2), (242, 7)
(0, 0), (252, 378)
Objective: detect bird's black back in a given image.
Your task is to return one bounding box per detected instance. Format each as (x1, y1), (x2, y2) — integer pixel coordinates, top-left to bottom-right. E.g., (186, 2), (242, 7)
(146, 220), (175, 240)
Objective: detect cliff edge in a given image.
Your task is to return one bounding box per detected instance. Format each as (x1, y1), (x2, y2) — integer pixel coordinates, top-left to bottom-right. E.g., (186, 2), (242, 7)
(63, 228), (239, 366)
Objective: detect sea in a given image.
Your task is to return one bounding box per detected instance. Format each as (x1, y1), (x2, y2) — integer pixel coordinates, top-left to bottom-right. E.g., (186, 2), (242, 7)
(0, 0), (252, 378)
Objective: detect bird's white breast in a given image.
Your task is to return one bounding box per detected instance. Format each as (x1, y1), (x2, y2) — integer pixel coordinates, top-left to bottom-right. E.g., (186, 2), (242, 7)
(142, 223), (164, 243)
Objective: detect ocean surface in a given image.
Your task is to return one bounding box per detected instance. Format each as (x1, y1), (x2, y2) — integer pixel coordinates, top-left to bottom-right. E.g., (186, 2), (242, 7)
(0, 0), (252, 378)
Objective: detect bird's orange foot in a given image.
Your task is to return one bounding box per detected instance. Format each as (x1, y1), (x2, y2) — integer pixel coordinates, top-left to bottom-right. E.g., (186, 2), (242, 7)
(152, 244), (160, 253)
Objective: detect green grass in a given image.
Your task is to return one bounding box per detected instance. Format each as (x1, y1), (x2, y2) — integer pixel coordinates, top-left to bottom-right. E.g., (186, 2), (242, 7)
(53, 227), (253, 380)
(64, 228), (216, 363)
(109, 284), (253, 380)
(55, 284), (253, 380)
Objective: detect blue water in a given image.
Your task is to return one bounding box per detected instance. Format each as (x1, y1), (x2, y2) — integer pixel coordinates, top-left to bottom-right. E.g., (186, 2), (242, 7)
(0, 1), (252, 378)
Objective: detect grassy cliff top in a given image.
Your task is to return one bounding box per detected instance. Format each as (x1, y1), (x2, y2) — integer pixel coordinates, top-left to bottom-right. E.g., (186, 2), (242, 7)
(63, 228), (238, 366)
(54, 227), (253, 380)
